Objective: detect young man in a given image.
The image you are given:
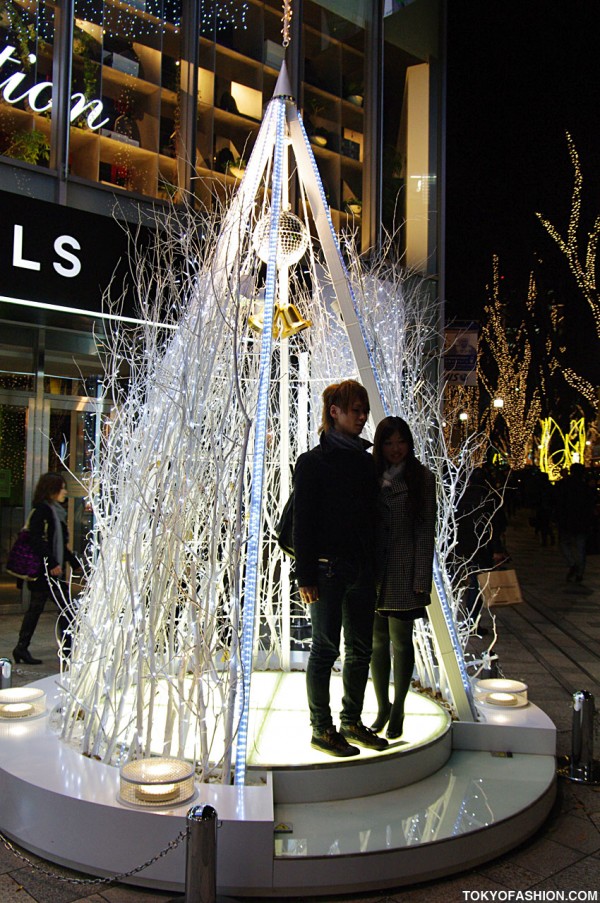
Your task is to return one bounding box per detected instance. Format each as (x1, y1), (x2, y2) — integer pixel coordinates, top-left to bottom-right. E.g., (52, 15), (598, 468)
(293, 380), (388, 756)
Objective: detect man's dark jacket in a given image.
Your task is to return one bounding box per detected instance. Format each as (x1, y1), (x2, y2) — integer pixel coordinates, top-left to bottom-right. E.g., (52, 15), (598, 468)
(292, 432), (378, 587)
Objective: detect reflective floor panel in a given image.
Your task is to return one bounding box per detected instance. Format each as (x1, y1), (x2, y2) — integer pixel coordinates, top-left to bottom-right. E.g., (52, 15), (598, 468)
(274, 750), (556, 858)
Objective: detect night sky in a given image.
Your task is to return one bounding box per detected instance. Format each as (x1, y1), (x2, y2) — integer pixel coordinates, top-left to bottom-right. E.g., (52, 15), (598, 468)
(445, 0), (600, 339)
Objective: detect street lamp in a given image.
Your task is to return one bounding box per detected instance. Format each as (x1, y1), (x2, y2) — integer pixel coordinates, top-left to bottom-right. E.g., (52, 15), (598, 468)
(493, 397), (504, 409)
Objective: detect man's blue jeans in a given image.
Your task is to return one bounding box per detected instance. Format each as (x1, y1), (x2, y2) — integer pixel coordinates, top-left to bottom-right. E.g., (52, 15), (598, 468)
(306, 561), (376, 733)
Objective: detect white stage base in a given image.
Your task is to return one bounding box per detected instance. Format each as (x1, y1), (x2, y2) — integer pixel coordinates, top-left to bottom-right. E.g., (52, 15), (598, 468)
(0, 673), (556, 896)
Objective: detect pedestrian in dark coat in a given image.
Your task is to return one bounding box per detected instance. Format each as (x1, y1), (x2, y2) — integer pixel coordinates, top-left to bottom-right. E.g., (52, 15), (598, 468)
(554, 463), (596, 583)
(293, 380), (387, 757)
(451, 467), (507, 629)
(370, 416), (436, 740)
(13, 472), (79, 665)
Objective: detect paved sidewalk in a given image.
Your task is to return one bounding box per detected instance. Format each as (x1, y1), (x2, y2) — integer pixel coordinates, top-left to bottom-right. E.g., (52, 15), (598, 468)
(1, 509), (599, 902)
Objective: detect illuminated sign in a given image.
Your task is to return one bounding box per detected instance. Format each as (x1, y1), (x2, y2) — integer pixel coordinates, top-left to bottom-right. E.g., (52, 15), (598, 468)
(0, 45), (108, 130)
(0, 194), (156, 324)
(444, 323), (479, 386)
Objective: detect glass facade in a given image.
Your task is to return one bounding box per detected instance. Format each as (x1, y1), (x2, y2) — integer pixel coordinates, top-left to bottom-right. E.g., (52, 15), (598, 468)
(0, 328), (109, 604)
(1, 0), (442, 258)
(69, 1), (184, 194)
(0, 1), (54, 166)
(0, 0), (444, 598)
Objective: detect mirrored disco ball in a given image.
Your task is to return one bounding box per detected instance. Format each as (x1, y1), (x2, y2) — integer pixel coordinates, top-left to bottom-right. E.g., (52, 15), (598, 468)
(252, 211), (309, 266)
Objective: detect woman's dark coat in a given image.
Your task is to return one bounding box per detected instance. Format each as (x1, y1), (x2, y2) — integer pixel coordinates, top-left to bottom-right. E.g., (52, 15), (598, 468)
(28, 502), (78, 590)
(376, 465), (437, 611)
(292, 434), (379, 587)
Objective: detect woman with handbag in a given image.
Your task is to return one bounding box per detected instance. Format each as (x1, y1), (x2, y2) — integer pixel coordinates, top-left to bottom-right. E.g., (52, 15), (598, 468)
(370, 416), (437, 740)
(13, 472), (79, 665)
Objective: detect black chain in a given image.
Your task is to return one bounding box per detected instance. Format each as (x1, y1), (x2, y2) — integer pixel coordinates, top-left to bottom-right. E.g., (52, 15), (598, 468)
(0, 827), (188, 886)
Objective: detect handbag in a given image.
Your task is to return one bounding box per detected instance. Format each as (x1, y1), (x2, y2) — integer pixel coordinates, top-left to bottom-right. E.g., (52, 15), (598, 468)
(6, 516), (42, 581)
(275, 491), (295, 558)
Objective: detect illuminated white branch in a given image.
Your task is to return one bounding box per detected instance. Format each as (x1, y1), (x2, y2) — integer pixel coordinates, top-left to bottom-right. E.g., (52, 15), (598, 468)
(58, 69), (482, 779)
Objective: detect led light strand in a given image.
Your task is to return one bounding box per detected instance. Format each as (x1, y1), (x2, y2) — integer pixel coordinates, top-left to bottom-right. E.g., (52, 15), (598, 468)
(234, 95), (287, 787)
(72, 1), (249, 39)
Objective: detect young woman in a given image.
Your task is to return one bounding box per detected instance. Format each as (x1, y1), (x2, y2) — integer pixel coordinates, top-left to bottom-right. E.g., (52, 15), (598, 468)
(370, 416), (437, 739)
(293, 380), (387, 756)
(13, 472), (79, 665)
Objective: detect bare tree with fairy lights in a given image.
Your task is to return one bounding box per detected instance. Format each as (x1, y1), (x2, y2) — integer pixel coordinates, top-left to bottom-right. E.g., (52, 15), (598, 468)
(57, 64), (493, 784)
(478, 257), (542, 469)
(537, 132), (600, 414)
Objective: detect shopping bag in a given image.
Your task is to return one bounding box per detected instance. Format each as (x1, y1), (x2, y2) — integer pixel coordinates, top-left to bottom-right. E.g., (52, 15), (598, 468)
(477, 568), (523, 606)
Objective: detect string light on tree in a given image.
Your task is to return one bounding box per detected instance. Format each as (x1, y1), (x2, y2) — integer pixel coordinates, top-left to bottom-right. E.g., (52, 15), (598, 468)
(479, 256), (541, 469)
(537, 133), (600, 346)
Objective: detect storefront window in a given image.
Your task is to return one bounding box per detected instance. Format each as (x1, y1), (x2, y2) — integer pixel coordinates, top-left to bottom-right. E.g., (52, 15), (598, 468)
(0, 339), (34, 391)
(0, 0), (442, 255)
(302, 0), (367, 236)
(69, 0), (183, 196)
(383, 0), (441, 273)
(0, 402), (26, 603)
(0, 0), (54, 166)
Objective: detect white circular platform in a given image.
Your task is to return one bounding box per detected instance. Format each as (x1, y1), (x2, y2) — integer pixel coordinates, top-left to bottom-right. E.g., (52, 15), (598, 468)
(0, 674), (556, 896)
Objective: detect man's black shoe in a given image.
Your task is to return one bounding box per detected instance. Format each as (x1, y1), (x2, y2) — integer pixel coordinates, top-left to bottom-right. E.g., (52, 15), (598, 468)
(311, 727), (360, 757)
(341, 722), (389, 750)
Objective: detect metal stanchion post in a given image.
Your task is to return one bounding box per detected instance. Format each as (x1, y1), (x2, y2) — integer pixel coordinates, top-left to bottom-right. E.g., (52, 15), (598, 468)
(568, 690), (600, 784)
(0, 658), (12, 690)
(185, 804), (218, 903)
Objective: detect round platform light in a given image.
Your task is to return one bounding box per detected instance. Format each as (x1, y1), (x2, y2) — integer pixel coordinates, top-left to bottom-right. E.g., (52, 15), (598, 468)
(0, 687), (46, 720)
(119, 757), (196, 808)
(474, 678), (528, 708)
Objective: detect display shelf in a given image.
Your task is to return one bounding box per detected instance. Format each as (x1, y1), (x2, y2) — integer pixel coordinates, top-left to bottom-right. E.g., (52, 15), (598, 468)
(213, 101), (261, 130)
(100, 60), (160, 98)
(98, 134), (157, 194)
(213, 47), (264, 99)
(0, 105), (34, 132)
(0, 0), (366, 224)
(69, 127), (99, 181)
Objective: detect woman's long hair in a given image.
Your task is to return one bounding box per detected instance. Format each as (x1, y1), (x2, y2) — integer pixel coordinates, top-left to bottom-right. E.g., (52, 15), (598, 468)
(33, 472), (66, 505)
(373, 416), (427, 513)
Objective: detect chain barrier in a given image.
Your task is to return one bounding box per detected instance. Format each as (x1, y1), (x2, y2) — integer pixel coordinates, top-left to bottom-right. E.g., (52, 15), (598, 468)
(0, 826), (188, 887)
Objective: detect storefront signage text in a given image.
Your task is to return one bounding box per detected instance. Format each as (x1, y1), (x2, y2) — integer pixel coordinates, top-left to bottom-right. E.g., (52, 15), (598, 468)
(12, 224), (81, 278)
(0, 45), (108, 130)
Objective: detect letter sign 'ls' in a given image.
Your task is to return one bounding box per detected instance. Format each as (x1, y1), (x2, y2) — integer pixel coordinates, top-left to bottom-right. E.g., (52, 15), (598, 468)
(12, 225), (82, 278)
